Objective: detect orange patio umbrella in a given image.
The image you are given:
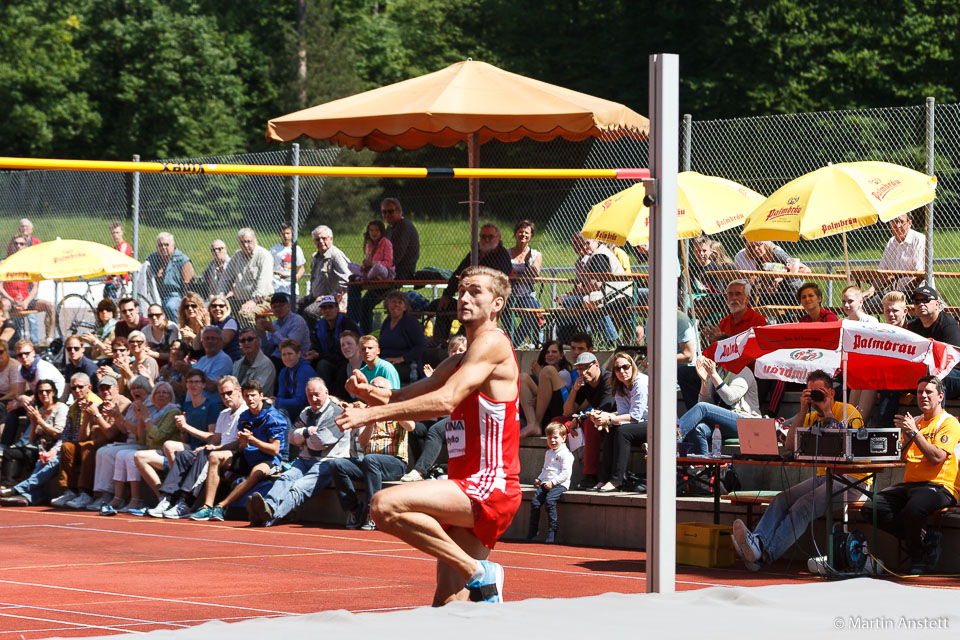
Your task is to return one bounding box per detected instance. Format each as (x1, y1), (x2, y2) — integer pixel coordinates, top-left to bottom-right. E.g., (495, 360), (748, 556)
(267, 59), (648, 262)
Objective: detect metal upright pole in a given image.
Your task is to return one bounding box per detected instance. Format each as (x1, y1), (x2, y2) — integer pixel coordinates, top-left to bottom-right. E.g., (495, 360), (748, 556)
(290, 143), (301, 306)
(925, 97), (935, 287)
(468, 133), (480, 266)
(646, 53), (680, 594)
(130, 154), (141, 260)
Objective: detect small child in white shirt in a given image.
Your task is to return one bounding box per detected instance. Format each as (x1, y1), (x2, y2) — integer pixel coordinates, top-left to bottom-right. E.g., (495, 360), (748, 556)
(526, 421), (575, 544)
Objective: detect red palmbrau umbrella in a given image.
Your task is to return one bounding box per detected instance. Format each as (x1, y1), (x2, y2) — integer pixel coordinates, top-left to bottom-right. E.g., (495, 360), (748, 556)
(704, 320), (960, 392)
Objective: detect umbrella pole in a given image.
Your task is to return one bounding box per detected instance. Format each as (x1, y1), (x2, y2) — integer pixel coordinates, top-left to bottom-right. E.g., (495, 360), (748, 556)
(843, 231), (851, 284)
(468, 133), (479, 266)
(842, 350), (848, 426)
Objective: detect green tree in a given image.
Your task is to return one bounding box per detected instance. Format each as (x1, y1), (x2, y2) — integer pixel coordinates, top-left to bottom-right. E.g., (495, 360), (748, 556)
(0, 3), (100, 156)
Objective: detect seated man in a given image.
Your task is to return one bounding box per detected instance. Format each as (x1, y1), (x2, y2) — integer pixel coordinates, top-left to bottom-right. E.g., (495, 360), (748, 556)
(701, 279), (767, 344)
(200, 239), (230, 297)
(231, 327), (276, 396)
(190, 380), (285, 522)
(358, 335), (401, 390)
(275, 338), (314, 421)
(863, 375), (960, 574)
(3, 339), (66, 450)
(562, 351), (617, 490)
(255, 292), (310, 363)
(1, 235), (55, 340)
(146, 232), (194, 320)
(50, 373), (107, 509)
(221, 227), (274, 326)
(247, 378), (349, 526)
(861, 213), (925, 307)
(301, 226), (351, 327)
(328, 377), (413, 530)
(61, 335), (100, 402)
(189, 326), (234, 393)
(558, 234), (630, 346)
(147, 376), (247, 519)
(307, 295), (361, 390)
(731, 370), (866, 571)
(427, 223), (511, 345)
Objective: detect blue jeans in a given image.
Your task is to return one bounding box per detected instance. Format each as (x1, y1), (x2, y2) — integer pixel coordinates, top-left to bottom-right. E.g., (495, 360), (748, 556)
(14, 455), (60, 505)
(558, 294), (619, 344)
(677, 402), (740, 455)
(263, 457), (334, 525)
(506, 293), (542, 345)
(162, 294), (182, 322)
(752, 474), (866, 563)
(328, 454), (406, 512)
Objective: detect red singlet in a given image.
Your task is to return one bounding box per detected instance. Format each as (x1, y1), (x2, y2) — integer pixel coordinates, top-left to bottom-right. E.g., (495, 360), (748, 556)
(446, 329), (521, 547)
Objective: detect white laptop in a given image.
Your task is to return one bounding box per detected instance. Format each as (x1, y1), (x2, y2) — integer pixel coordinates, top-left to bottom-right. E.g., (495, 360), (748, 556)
(736, 418), (781, 459)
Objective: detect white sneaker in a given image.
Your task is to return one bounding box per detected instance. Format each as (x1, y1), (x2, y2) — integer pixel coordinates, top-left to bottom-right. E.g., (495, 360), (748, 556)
(807, 555), (829, 575)
(86, 494), (113, 512)
(732, 519), (762, 564)
(400, 469), (424, 482)
(163, 498), (192, 519)
(147, 497), (172, 518)
(66, 493), (94, 509)
(50, 489), (78, 508)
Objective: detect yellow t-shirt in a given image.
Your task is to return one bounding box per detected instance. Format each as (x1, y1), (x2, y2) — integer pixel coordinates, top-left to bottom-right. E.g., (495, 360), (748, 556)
(904, 411), (960, 500)
(803, 401), (870, 482)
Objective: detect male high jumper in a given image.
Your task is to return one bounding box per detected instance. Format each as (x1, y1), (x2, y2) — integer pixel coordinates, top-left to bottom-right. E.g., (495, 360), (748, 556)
(336, 265), (520, 605)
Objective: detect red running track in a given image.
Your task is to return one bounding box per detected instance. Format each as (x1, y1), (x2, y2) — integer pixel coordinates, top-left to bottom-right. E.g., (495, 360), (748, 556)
(0, 507), (938, 639)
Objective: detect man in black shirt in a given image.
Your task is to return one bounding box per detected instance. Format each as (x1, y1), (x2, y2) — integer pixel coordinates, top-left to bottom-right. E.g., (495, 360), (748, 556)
(878, 285), (960, 426)
(428, 223), (512, 346)
(563, 352), (617, 489)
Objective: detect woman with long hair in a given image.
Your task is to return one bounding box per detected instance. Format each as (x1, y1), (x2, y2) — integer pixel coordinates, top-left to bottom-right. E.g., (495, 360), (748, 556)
(378, 290), (426, 384)
(0, 378), (66, 486)
(518, 340), (574, 437)
(593, 352), (649, 492)
(177, 292), (209, 360)
(208, 294), (240, 360)
(349, 219), (394, 280)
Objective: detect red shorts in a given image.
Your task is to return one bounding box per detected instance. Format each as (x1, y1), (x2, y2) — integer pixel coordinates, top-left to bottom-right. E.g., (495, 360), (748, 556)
(450, 477), (522, 549)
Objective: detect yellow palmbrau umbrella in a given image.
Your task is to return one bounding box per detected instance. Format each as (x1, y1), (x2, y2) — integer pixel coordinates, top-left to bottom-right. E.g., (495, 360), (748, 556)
(742, 161), (937, 242)
(581, 171), (765, 246)
(0, 238), (141, 282)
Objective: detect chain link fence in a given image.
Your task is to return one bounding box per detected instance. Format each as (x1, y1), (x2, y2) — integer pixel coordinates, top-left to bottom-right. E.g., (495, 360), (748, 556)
(1, 100), (956, 349)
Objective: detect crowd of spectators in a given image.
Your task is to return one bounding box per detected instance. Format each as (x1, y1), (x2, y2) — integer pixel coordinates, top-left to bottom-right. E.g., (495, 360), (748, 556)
(0, 209), (957, 574)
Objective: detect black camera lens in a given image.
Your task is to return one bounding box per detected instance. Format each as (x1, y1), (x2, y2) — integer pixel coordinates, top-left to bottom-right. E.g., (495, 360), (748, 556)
(809, 388), (826, 402)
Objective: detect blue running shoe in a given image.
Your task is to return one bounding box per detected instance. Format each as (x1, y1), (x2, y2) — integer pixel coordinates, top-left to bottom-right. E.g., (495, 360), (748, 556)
(466, 559), (504, 603)
(190, 505), (215, 521)
(100, 505), (117, 516)
(126, 506), (149, 517)
(210, 505), (225, 522)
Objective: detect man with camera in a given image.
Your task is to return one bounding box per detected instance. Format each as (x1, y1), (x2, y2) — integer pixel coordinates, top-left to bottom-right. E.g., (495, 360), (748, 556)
(731, 370), (866, 571)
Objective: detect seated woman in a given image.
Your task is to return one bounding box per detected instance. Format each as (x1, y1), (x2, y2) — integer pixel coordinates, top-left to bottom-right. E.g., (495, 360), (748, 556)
(143, 303), (180, 366)
(276, 338), (314, 423)
(734, 239), (810, 306)
(349, 219), (394, 280)
(208, 294), (241, 361)
(797, 281), (838, 323)
(378, 290), (426, 384)
(79, 298), (118, 359)
(0, 378), (66, 487)
(678, 354), (761, 455)
(518, 340), (574, 437)
(164, 369), (221, 461)
(0, 379), (67, 506)
(115, 330), (159, 387)
(594, 352), (649, 492)
(103, 380), (180, 515)
(177, 292), (210, 361)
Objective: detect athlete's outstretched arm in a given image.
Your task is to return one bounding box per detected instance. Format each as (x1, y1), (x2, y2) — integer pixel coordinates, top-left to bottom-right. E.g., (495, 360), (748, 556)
(336, 333), (507, 429)
(346, 354), (465, 407)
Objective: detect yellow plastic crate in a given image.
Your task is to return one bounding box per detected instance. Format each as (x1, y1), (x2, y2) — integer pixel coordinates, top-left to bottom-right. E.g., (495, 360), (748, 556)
(676, 522), (735, 568)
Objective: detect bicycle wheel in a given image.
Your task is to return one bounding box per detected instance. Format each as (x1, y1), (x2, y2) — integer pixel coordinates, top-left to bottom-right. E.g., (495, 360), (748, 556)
(56, 294), (97, 339)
